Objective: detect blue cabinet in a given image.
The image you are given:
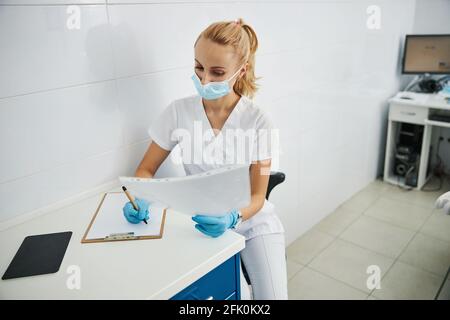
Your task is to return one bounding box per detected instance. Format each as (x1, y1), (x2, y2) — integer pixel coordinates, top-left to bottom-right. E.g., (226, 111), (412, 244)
(170, 254), (241, 300)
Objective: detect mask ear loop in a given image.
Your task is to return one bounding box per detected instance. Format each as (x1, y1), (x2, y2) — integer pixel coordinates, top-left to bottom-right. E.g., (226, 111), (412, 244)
(231, 63), (247, 82)
(197, 62), (246, 87)
(229, 65), (243, 81)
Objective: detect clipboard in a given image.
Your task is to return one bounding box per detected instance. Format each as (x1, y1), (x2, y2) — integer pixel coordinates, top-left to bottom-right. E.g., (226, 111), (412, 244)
(81, 192), (167, 244)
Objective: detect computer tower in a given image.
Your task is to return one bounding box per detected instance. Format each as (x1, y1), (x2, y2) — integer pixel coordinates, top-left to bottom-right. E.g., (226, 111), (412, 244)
(393, 123), (424, 187)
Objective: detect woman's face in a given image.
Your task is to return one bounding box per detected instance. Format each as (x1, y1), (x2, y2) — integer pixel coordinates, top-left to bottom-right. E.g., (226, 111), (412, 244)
(194, 37), (245, 86)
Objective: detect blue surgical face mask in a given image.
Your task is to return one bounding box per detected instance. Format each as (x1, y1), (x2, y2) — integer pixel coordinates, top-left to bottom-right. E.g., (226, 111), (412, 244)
(191, 64), (244, 100)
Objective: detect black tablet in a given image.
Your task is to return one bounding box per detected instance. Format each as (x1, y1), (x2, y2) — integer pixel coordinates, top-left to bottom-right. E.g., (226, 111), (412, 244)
(2, 231), (72, 280)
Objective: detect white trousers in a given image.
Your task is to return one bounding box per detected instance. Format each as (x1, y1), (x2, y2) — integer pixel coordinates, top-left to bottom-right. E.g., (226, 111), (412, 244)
(239, 233), (288, 300)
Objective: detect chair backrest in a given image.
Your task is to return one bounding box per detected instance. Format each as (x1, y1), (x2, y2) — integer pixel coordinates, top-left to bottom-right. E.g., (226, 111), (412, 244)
(265, 171), (286, 200)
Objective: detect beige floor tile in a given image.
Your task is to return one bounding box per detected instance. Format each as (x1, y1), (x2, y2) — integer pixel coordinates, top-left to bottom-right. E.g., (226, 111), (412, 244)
(399, 233), (450, 277)
(291, 178), (449, 300)
(364, 197), (433, 231)
(382, 183), (445, 209)
(287, 259), (304, 280)
(286, 229), (334, 265)
(372, 261), (443, 300)
(339, 215), (415, 258)
(315, 205), (361, 237)
(364, 179), (397, 195)
(420, 211), (450, 242)
(436, 279), (450, 300)
(308, 239), (395, 293)
(341, 188), (380, 214)
(288, 267), (368, 300)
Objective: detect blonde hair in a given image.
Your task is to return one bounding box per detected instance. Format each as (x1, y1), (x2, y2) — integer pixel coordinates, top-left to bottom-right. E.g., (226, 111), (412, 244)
(194, 18), (261, 99)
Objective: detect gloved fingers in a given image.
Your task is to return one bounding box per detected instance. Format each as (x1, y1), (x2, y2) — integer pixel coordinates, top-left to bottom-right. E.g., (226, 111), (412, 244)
(137, 210), (150, 221)
(198, 224), (225, 237)
(195, 224), (214, 237)
(137, 206), (150, 221)
(123, 201), (149, 222)
(197, 223), (226, 233)
(123, 202), (138, 215)
(195, 224), (223, 238)
(124, 211), (142, 224)
(192, 215), (222, 225)
(135, 198), (150, 211)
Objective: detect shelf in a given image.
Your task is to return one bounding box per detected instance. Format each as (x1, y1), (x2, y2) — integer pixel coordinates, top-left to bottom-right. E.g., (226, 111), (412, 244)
(424, 119), (450, 128)
(384, 175), (413, 189)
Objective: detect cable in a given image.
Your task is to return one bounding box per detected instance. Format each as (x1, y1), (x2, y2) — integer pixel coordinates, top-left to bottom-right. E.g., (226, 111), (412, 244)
(437, 75), (450, 86)
(421, 175), (443, 192)
(404, 75), (420, 92)
(399, 165), (415, 191)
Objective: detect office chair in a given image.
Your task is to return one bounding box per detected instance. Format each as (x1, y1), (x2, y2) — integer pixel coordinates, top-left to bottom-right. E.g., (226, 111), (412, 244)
(265, 171), (286, 200)
(241, 171), (286, 287)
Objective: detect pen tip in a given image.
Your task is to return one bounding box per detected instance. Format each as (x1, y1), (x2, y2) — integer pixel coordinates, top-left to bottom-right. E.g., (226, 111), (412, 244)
(122, 186), (127, 191)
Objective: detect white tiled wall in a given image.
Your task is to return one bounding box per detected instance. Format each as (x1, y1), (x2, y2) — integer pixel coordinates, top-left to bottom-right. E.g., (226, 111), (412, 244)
(0, 0), (420, 242)
(0, 4), (114, 98)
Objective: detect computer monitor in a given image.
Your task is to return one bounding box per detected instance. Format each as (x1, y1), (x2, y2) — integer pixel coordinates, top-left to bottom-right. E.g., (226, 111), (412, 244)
(402, 34), (450, 74)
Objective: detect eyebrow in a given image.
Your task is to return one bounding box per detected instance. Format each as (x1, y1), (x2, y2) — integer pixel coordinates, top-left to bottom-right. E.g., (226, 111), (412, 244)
(195, 59), (226, 69)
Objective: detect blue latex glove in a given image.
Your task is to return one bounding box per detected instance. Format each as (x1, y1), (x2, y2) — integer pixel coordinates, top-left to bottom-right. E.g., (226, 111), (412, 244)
(122, 198), (150, 224)
(192, 209), (240, 238)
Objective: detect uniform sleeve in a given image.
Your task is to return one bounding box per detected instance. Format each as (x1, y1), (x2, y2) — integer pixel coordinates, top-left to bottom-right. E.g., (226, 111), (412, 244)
(147, 101), (178, 151)
(252, 110), (276, 162)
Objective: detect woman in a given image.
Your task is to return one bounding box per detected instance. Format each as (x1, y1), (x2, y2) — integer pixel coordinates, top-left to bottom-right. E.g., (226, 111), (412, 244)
(122, 18), (288, 300)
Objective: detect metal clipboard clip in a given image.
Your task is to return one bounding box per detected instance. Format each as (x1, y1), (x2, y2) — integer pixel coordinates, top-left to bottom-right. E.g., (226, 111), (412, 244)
(104, 232), (138, 241)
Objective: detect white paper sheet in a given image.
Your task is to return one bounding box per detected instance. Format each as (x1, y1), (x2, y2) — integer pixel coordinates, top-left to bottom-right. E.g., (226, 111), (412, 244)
(119, 164), (251, 216)
(85, 192), (166, 240)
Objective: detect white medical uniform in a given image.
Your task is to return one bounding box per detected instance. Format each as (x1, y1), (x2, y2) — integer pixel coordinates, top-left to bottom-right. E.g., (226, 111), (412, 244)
(148, 94), (287, 299)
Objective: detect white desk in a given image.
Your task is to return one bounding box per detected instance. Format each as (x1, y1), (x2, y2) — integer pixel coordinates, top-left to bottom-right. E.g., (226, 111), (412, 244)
(384, 91), (450, 190)
(0, 185), (245, 299)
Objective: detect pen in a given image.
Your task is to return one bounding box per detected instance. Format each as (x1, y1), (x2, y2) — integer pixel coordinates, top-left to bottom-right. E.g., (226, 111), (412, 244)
(122, 186), (148, 224)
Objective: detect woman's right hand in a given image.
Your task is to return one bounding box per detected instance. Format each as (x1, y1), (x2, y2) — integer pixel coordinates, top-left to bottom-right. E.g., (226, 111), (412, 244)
(123, 198), (151, 224)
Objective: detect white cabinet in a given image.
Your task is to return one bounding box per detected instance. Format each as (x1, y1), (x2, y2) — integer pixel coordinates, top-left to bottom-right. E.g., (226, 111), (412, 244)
(383, 92), (450, 190)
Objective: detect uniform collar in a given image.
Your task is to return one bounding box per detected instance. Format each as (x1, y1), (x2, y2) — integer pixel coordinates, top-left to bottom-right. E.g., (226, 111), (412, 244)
(197, 95), (246, 137)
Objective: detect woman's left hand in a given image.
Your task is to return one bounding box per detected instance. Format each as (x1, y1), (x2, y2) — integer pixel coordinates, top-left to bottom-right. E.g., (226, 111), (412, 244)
(192, 209), (240, 238)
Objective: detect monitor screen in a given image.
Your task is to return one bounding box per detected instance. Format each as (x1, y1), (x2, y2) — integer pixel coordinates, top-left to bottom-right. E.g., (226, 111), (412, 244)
(402, 35), (450, 74)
